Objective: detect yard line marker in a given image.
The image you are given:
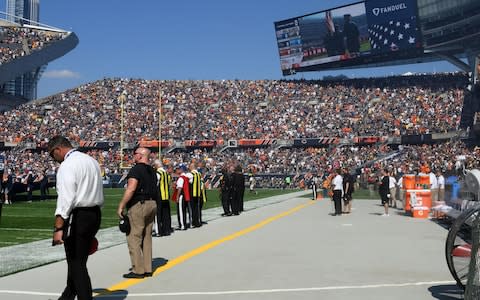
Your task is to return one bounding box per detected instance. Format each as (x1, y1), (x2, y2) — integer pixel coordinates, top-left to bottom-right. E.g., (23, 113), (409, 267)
(0, 280), (456, 297)
(0, 228), (52, 232)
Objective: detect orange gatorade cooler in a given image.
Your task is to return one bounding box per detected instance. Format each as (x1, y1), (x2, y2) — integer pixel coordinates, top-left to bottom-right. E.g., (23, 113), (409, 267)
(412, 206), (430, 219)
(417, 175), (430, 189)
(413, 189), (432, 208)
(405, 190), (432, 212)
(403, 175), (416, 190)
(405, 189), (415, 212)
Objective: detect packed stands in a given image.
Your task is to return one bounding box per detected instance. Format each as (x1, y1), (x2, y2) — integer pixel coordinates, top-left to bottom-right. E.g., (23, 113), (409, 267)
(0, 72), (468, 143)
(0, 72), (476, 189)
(0, 25), (67, 66)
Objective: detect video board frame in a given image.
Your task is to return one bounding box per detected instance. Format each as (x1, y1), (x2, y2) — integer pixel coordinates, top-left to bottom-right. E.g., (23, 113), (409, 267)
(274, 0), (424, 75)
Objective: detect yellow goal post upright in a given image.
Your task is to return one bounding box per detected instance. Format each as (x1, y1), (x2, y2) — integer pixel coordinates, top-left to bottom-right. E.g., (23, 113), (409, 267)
(158, 90), (163, 161)
(118, 90), (129, 170)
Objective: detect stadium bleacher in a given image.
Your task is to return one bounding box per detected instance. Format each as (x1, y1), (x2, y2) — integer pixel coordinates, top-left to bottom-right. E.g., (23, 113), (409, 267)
(0, 72), (478, 195)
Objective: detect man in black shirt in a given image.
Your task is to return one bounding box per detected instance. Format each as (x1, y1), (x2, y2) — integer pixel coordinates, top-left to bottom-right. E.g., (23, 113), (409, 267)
(220, 167), (232, 216)
(117, 147), (158, 278)
(231, 165), (245, 215)
(342, 168), (355, 214)
(379, 169), (390, 216)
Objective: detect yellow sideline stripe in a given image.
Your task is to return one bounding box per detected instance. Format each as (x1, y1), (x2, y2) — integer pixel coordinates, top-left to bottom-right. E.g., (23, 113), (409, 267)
(97, 200), (315, 296)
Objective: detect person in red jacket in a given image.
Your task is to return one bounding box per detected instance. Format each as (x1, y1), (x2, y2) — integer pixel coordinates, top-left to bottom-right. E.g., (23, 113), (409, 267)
(173, 164), (190, 230)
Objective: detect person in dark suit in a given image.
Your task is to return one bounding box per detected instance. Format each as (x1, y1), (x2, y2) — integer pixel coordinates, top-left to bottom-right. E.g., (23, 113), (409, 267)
(343, 14), (360, 54)
(324, 24), (344, 56)
(379, 169), (390, 216)
(220, 167), (232, 216)
(342, 168), (355, 213)
(231, 165), (245, 215)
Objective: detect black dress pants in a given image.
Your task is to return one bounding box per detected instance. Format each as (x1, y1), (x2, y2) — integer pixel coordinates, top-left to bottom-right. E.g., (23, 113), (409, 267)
(159, 200), (171, 235)
(221, 191), (231, 215)
(176, 196), (187, 230)
(61, 206), (101, 300)
(231, 191), (241, 215)
(190, 196), (201, 227)
(333, 190), (343, 215)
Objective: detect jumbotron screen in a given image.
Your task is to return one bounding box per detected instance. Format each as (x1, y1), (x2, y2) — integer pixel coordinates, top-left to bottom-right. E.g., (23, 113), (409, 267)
(274, 0), (423, 75)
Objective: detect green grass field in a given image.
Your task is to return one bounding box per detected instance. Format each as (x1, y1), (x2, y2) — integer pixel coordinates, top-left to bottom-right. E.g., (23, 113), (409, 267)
(0, 188), (297, 248)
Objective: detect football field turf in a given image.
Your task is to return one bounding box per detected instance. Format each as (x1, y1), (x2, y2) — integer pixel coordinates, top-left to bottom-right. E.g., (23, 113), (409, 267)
(0, 188), (296, 248)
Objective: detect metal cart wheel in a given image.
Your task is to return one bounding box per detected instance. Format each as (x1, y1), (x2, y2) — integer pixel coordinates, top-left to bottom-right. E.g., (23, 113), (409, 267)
(445, 206), (480, 289)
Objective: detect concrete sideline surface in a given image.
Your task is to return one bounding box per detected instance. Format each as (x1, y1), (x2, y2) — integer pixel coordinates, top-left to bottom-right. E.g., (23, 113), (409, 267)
(0, 190), (309, 277)
(0, 196), (464, 300)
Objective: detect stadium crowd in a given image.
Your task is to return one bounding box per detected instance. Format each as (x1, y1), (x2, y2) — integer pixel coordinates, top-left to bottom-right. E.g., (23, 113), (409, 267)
(0, 72), (476, 200)
(0, 26), (67, 66)
(0, 72), (468, 143)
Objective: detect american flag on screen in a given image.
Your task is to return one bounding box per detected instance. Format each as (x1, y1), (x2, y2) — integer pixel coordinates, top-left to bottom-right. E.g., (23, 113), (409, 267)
(367, 15), (420, 52)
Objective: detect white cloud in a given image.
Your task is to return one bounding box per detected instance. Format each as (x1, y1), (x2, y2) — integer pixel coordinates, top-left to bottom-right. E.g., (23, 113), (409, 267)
(43, 69), (81, 79)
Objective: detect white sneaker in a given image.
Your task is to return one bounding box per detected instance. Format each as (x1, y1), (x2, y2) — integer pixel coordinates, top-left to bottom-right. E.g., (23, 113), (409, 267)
(381, 213), (390, 217)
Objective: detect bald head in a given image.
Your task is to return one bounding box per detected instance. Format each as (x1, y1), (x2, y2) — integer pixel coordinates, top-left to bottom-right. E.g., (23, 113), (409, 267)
(134, 147), (150, 164)
(153, 159), (163, 169)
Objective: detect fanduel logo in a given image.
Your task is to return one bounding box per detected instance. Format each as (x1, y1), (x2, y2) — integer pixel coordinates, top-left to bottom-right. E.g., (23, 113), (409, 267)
(372, 3), (407, 16)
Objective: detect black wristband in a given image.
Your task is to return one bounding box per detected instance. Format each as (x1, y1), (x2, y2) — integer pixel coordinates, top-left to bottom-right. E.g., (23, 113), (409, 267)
(53, 227), (63, 232)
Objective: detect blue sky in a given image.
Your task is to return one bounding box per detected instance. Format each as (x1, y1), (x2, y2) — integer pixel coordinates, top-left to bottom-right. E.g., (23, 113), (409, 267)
(1, 0), (458, 98)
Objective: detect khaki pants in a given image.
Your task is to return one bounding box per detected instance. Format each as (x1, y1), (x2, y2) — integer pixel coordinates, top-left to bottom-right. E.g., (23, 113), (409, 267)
(399, 189), (405, 209)
(431, 188), (438, 203)
(438, 188), (445, 202)
(389, 187), (397, 203)
(127, 200), (157, 274)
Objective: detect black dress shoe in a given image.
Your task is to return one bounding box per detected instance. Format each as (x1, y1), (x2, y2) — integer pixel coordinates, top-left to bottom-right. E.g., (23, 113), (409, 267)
(144, 272), (153, 277)
(123, 272), (144, 279)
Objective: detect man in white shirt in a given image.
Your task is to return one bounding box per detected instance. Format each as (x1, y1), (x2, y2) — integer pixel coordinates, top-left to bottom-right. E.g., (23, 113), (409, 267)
(48, 136), (104, 300)
(332, 169), (343, 216)
(185, 166), (194, 227)
(173, 164), (191, 230)
(429, 170), (439, 202)
(437, 170), (445, 202)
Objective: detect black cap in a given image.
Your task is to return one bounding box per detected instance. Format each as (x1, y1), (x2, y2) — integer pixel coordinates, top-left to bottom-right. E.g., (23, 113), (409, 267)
(119, 216), (130, 234)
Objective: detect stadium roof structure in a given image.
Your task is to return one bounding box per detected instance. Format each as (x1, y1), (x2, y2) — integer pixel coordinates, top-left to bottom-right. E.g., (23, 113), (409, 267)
(0, 11), (78, 88)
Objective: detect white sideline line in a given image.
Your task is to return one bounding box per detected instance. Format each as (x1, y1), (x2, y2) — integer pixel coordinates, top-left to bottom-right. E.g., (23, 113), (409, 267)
(0, 228), (52, 232)
(0, 281), (455, 297)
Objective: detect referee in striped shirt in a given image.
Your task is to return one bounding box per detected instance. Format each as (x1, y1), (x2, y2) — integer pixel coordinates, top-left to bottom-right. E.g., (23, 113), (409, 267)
(189, 162), (203, 228)
(154, 160), (172, 236)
